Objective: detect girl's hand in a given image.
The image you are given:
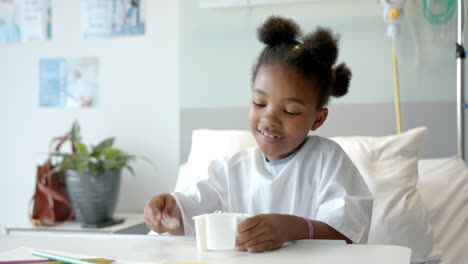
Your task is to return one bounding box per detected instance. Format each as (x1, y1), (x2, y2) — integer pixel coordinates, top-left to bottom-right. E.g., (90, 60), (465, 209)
(235, 214), (291, 253)
(144, 193), (184, 235)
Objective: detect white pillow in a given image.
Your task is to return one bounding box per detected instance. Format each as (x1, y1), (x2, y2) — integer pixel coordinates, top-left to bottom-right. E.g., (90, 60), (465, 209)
(418, 156), (468, 264)
(187, 129), (256, 165)
(175, 130), (256, 192)
(331, 127), (441, 263)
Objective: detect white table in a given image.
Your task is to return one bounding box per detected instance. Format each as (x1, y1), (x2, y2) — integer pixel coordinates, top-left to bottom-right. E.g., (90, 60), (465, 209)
(0, 234), (411, 264)
(5, 213), (148, 235)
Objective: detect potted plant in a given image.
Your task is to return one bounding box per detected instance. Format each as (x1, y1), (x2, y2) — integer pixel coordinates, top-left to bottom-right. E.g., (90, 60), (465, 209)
(48, 121), (137, 227)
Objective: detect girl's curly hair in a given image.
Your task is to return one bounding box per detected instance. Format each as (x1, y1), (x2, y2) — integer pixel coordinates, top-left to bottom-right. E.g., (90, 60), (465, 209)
(252, 16), (352, 109)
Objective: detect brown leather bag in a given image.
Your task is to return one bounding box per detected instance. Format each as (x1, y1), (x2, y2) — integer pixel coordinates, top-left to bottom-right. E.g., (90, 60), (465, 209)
(29, 133), (74, 226)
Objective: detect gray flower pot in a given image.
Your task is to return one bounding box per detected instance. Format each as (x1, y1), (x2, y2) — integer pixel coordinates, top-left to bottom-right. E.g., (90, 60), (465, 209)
(65, 169), (121, 225)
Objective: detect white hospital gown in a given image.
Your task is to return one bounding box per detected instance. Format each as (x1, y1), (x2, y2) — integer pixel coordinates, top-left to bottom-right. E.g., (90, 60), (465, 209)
(173, 136), (373, 244)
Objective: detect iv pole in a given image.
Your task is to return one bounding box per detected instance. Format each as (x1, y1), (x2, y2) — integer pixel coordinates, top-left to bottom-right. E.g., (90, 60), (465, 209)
(456, 0), (465, 160)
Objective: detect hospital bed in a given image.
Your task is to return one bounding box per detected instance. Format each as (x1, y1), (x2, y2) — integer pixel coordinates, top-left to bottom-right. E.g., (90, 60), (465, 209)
(176, 2), (467, 263)
(174, 128), (468, 264)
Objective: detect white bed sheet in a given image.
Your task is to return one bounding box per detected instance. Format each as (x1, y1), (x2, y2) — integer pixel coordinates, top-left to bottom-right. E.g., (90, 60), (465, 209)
(418, 156), (468, 264)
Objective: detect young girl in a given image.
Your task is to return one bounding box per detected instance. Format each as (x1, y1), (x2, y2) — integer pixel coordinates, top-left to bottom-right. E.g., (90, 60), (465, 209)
(144, 16), (373, 253)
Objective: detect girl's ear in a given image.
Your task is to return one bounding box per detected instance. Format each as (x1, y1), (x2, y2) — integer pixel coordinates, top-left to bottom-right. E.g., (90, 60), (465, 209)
(310, 108), (328, 131)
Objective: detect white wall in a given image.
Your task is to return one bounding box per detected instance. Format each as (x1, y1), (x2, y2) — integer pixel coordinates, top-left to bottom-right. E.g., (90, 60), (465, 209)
(180, 1), (465, 108)
(178, 1), (468, 163)
(0, 0), (179, 234)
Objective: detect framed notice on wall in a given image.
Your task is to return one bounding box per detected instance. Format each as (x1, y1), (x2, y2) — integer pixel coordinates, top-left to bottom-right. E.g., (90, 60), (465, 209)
(39, 57), (99, 108)
(0, 0), (52, 43)
(82, 0), (146, 39)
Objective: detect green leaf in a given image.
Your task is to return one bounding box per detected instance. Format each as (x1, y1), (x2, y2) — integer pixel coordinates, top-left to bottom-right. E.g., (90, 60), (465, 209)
(104, 147), (122, 159)
(91, 138), (115, 158)
(49, 152), (73, 158)
(43, 155), (75, 181)
(76, 143), (88, 154)
(43, 166), (60, 182)
(71, 121), (82, 144)
(60, 155), (76, 170)
(124, 164), (135, 176)
(74, 149), (89, 176)
(104, 159), (122, 170)
(87, 162), (98, 178)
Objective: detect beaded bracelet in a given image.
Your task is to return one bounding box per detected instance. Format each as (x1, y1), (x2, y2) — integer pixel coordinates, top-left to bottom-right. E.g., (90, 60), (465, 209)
(301, 217), (314, 239)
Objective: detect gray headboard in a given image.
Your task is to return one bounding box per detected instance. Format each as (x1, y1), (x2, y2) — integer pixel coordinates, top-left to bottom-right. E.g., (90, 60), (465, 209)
(180, 101), (464, 164)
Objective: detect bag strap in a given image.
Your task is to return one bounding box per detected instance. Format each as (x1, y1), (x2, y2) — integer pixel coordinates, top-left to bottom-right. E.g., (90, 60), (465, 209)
(50, 132), (73, 152)
(37, 133), (70, 183)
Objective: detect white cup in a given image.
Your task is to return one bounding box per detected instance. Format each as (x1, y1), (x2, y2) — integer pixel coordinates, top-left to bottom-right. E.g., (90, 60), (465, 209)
(193, 213), (250, 251)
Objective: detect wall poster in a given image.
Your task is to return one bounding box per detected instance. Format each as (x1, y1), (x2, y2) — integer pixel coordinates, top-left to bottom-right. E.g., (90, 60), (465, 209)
(82, 0), (145, 39)
(39, 57), (99, 108)
(0, 0), (52, 43)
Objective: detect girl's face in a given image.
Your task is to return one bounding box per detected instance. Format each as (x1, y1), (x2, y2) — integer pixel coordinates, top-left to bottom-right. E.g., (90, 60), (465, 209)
(249, 63), (328, 162)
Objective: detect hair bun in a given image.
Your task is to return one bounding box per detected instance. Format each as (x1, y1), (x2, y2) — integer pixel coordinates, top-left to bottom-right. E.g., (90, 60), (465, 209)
(333, 63), (352, 97)
(303, 27), (339, 69)
(257, 16), (301, 46)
